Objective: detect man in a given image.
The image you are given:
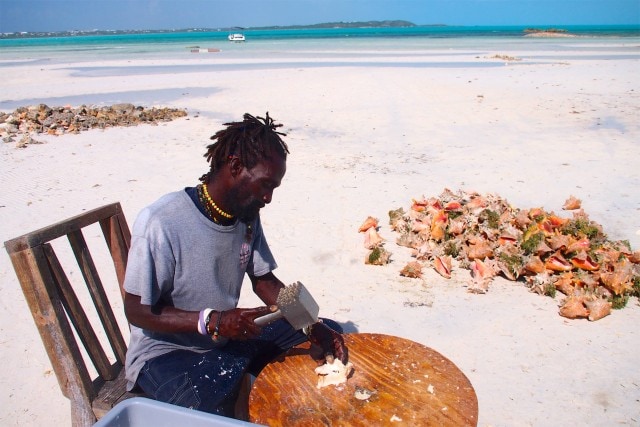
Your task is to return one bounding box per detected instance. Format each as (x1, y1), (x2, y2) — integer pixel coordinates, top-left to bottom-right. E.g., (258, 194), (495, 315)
(123, 112), (347, 417)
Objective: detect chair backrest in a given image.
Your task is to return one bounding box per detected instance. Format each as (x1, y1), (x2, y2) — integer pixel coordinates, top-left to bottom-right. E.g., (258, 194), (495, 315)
(4, 202), (134, 426)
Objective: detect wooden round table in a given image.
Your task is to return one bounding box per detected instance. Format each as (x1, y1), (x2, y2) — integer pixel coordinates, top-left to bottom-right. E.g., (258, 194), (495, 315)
(249, 333), (478, 426)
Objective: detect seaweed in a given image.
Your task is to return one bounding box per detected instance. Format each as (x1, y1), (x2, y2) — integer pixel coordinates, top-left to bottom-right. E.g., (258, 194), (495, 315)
(632, 275), (640, 298)
(521, 230), (544, 255)
(499, 253), (523, 277)
(444, 240), (460, 258)
(368, 247), (382, 263)
(562, 218), (601, 239)
(448, 210), (463, 220)
(479, 209), (500, 229)
(544, 282), (556, 298)
(388, 207), (405, 224)
(610, 294), (629, 310)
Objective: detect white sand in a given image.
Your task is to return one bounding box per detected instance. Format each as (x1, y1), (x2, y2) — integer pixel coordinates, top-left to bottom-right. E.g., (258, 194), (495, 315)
(1, 44), (639, 426)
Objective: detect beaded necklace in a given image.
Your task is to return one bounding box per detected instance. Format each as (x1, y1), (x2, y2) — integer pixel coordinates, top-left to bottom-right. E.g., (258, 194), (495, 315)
(199, 183), (234, 221)
(196, 184), (253, 244)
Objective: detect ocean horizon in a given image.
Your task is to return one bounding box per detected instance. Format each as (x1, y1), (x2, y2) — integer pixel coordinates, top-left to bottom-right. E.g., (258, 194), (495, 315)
(1, 24), (638, 65)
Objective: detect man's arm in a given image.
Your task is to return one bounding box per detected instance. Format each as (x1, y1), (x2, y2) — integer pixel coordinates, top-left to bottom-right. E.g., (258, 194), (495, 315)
(124, 292), (198, 333)
(124, 291), (273, 339)
(250, 271), (285, 305)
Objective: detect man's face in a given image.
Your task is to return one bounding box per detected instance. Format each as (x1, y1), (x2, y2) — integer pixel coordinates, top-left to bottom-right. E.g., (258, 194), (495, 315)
(231, 155), (286, 222)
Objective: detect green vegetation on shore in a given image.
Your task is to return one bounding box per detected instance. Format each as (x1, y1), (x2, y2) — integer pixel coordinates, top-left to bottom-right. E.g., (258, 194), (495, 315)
(251, 20), (418, 30)
(1, 20), (421, 39)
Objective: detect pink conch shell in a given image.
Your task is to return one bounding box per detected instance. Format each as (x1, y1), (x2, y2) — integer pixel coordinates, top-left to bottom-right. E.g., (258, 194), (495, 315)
(570, 252), (599, 271)
(545, 252), (573, 272)
(430, 210), (448, 242)
(466, 195), (487, 210)
(553, 272), (575, 295)
(533, 239), (554, 257)
(358, 216), (379, 232)
(514, 209), (532, 229)
(528, 207), (546, 220)
(448, 218), (466, 236)
(565, 237), (591, 254)
(548, 234), (571, 251)
(433, 255), (452, 279)
(526, 272), (552, 295)
(536, 218), (556, 235)
(411, 218), (430, 233)
(547, 214), (569, 229)
(584, 297), (611, 321)
(559, 296), (589, 319)
(524, 255), (546, 274)
(562, 195), (582, 210)
(444, 201), (462, 211)
(410, 198), (428, 212)
(600, 259), (634, 295)
(468, 258), (494, 293)
(498, 234), (518, 246)
(466, 239), (494, 260)
(363, 227), (384, 249)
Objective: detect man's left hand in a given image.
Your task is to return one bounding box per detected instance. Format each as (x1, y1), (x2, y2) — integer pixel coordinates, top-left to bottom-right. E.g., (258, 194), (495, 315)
(308, 321), (348, 365)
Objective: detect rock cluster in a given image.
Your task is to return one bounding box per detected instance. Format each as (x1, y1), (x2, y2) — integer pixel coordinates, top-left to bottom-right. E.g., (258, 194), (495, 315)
(0, 103), (188, 148)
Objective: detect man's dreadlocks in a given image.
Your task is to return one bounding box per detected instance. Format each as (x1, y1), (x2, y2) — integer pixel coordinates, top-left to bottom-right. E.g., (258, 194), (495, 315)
(199, 112), (290, 183)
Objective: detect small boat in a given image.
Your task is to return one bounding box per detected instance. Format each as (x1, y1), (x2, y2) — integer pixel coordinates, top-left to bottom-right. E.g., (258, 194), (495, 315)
(228, 33), (245, 42)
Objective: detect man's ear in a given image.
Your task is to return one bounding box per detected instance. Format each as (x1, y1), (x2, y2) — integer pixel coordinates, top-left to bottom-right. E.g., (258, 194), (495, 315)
(228, 156), (244, 177)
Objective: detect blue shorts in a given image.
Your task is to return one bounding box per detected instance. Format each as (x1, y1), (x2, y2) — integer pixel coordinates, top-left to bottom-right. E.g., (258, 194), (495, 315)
(136, 318), (341, 416)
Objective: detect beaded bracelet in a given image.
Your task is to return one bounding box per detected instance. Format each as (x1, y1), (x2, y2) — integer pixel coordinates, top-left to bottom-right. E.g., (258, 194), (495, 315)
(207, 311), (222, 342)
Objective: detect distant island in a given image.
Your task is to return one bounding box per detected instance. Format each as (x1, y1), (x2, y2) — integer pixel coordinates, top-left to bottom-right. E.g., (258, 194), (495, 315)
(251, 20), (420, 30)
(523, 28), (575, 37)
(1, 20), (429, 39)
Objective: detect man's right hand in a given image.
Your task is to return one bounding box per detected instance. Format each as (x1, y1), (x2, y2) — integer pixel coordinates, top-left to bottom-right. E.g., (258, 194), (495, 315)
(216, 306), (276, 340)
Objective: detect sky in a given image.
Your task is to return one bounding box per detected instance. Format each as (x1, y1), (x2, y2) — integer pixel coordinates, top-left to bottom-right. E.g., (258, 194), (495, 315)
(1, 0), (639, 33)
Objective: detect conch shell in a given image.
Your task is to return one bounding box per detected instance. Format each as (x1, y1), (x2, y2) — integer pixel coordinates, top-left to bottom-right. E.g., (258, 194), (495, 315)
(570, 251), (599, 271)
(433, 255), (452, 279)
(553, 272), (575, 295)
(400, 261), (423, 278)
(430, 210), (448, 242)
(584, 297), (611, 321)
(365, 247), (391, 265)
(559, 296), (589, 319)
(465, 238), (494, 260)
(359, 216), (379, 232)
(524, 255), (546, 274)
(468, 258), (494, 293)
(562, 195), (582, 210)
(545, 252), (573, 272)
(363, 227), (384, 249)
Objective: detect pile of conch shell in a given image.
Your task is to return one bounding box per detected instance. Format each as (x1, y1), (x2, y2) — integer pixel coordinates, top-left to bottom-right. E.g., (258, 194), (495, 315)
(359, 188), (640, 321)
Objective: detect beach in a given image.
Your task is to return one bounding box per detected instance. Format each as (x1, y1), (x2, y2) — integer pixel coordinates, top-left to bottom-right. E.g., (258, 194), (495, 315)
(1, 35), (639, 426)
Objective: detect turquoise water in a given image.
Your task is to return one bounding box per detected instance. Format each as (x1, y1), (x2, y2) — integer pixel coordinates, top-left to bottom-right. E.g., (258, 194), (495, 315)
(1, 25), (639, 61)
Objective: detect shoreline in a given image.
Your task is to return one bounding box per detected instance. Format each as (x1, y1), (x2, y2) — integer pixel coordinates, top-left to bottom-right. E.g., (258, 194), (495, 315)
(1, 39), (639, 426)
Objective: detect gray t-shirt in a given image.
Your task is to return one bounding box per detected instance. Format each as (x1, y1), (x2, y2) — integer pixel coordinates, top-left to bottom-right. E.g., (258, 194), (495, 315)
(124, 189), (277, 388)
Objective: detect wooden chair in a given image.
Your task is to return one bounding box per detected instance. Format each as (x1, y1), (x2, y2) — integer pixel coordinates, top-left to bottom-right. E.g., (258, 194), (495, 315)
(4, 202), (143, 426)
